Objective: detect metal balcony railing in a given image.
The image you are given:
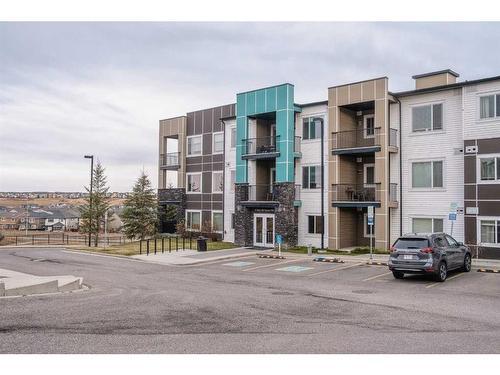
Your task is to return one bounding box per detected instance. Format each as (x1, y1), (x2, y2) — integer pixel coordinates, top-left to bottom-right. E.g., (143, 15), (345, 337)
(246, 184), (277, 201)
(242, 136), (280, 156)
(331, 128), (381, 151)
(294, 136), (302, 154)
(294, 184), (301, 201)
(331, 183), (380, 202)
(389, 128), (398, 148)
(160, 152), (180, 168)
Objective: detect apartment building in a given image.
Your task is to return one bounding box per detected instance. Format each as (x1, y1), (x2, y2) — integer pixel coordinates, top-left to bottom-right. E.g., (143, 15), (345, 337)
(158, 70), (500, 258)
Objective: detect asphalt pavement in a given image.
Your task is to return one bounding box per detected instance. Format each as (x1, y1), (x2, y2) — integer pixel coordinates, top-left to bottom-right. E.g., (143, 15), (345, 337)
(0, 247), (499, 354)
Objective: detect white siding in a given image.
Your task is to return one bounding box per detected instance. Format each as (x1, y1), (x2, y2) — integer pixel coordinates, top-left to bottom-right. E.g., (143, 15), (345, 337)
(389, 102), (401, 244)
(463, 80), (500, 141)
(400, 89), (464, 242)
(295, 104), (329, 248)
(223, 119), (236, 242)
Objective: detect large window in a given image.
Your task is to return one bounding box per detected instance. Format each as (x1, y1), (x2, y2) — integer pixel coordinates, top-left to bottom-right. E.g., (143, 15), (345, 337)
(412, 103), (443, 132)
(479, 94), (500, 119)
(479, 219), (500, 245)
(412, 161), (443, 188)
(307, 215), (323, 234)
(364, 163), (375, 187)
(479, 156), (500, 181)
(302, 166), (321, 189)
(213, 132), (224, 154)
(412, 218), (444, 233)
(186, 211), (201, 231)
(302, 117), (323, 140)
(212, 211), (223, 233)
(187, 135), (202, 156)
(212, 171), (223, 193)
(364, 115), (375, 138)
(186, 173), (201, 193)
(230, 128), (236, 148)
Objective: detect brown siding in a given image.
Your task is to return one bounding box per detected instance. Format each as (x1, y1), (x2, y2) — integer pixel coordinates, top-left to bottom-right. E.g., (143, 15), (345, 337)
(477, 137), (500, 154)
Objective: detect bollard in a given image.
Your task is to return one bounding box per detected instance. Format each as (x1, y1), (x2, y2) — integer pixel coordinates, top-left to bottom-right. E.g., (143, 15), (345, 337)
(161, 237), (164, 253)
(308, 244), (312, 256)
(140, 240), (142, 255)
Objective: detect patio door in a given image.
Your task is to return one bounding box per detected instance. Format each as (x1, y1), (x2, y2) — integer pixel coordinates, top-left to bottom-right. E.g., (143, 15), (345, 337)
(254, 213), (275, 247)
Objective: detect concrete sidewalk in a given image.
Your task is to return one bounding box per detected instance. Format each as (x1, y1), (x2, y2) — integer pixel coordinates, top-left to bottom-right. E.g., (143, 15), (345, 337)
(132, 247), (270, 265)
(0, 268), (83, 297)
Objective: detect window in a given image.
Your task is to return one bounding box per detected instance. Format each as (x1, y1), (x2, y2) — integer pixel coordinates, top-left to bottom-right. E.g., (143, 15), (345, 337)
(212, 211), (223, 233)
(445, 235), (459, 247)
(186, 211), (201, 231)
(187, 135), (202, 156)
(364, 115), (375, 138)
(363, 163), (375, 187)
(302, 166), (321, 189)
(479, 219), (500, 245)
(412, 103), (443, 132)
(479, 157), (500, 181)
(412, 161), (443, 188)
(364, 213), (375, 238)
(412, 218), (444, 233)
(230, 170), (236, 192)
(307, 215), (323, 234)
(479, 94), (500, 119)
(212, 171), (223, 193)
(302, 117), (323, 140)
(213, 132), (224, 154)
(230, 128), (236, 148)
(186, 173), (201, 193)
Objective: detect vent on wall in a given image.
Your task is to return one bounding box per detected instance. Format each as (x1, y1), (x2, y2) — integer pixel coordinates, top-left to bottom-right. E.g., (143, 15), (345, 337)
(465, 145), (477, 154)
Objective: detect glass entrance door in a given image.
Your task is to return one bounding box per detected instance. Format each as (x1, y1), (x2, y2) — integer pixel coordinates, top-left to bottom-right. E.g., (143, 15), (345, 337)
(254, 213), (275, 247)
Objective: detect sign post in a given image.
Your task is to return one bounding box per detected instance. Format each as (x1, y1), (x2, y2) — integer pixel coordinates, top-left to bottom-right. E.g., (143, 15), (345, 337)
(276, 234), (283, 257)
(449, 202), (458, 236)
(367, 206), (374, 263)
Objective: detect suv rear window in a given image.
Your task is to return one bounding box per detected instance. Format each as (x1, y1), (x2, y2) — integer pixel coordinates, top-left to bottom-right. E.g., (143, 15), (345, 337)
(393, 238), (429, 249)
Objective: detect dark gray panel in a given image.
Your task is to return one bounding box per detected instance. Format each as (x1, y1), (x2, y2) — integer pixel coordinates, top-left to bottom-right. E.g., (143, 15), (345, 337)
(202, 172), (211, 193)
(202, 202), (212, 210)
(203, 134), (212, 155)
(479, 200), (500, 216)
(464, 185), (476, 200)
(212, 194), (223, 202)
(186, 201), (201, 210)
(464, 155), (476, 184)
(187, 113), (195, 136)
(213, 155), (224, 164)
(185, 163), (202, 173)
(202, 163), (213, 172)
(464, 216), (476, 245)
(195, 111), (203, 134)
(212, 202), (223, 210)
(186, 194), (201, 203)
(478, 137), (500, 154)
(478, 184), (500, 200)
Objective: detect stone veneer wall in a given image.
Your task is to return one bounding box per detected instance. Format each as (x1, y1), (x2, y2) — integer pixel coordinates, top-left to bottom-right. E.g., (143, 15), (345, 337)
(274, 182), (298, 247)
(158, 188), (186, 224)
(234, 183), (253, 246)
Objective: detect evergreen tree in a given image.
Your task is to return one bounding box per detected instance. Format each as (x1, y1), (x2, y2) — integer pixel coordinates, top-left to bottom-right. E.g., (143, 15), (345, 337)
(79, 161), (111, 246)
(122, 171), (158, 240)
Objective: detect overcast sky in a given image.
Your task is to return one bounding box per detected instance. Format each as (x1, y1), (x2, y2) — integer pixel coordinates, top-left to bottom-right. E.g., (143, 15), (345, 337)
(1, 22), (499, 192)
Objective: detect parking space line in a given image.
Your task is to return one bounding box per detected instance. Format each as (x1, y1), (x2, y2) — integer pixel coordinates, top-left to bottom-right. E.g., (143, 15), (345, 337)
(362, 271), (393, 282)
(242, 258), (304, 272)
(306, 262), (363, 277)
(425, 272), (466, 288)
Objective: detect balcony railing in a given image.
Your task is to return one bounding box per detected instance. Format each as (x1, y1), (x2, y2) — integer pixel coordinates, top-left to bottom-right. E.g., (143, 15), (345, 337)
(294, 136), (302, 154)
(246, 184), (277, 201)
(331, 183), (380, 203)
(294, 184), (301, 201)
(332, 128), (381, 152)
(160, 152), (180, 169)
(389, 129), (398, 148)
(242, 136), (280, 157)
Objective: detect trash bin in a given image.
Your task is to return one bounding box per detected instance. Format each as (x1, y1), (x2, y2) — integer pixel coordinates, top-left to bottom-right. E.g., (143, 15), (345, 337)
(197, 236), (207, 252)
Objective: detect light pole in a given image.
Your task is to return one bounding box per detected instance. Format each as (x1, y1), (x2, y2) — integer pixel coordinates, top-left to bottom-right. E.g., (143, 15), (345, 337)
(84, 155), (94, 247)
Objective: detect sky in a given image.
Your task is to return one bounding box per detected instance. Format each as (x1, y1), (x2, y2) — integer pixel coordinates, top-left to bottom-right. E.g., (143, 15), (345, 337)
(1, 22), (499, 192)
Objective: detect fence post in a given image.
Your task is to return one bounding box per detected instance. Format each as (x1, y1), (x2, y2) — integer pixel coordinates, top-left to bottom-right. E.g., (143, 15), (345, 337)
(16, 236), (18, 246)
(182, 237), (185, 251)
(176, 236), (178, 252)
(154, 237), (157, 255)
(146, 239), (149, 256)
(32, 235), (34, 245)
(139, 240), (142, 255)
(48, 234), (50, 245)
(190, 234), (192, 250)
(169, 237), (171, 253)
(161, 237), (164, 253)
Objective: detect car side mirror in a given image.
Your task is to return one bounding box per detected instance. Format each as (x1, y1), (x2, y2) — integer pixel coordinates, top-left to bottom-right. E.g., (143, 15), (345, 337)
(457, 242), (464, 246)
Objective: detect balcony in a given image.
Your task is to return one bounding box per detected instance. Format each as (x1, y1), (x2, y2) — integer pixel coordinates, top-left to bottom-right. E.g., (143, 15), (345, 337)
(331, 183), (381, 208)
(294, 136), (302, 158)
(159, 152), (181, 170)
(242, 136), (280, 160)
(331, 128), (381, 155)
(241, 184), (279, 208)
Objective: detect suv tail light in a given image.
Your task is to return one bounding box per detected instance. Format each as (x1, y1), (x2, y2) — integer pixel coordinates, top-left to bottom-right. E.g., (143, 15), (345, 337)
(420, 247), (433, 254)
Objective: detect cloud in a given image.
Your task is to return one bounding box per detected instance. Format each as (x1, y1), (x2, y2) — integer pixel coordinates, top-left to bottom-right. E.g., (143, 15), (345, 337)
(1, 22), (499, 191)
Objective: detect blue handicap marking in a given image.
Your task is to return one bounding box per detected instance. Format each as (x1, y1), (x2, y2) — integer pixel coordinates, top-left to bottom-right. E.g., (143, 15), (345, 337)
(448, 213), (457, 221)
(275, 234), (283, 245)
(276, 265), (314, 273)
(223, 261), (255, 267)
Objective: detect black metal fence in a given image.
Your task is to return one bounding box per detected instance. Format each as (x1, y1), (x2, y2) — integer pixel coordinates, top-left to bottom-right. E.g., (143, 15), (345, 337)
(0, 233), (129, 247)
(331, 183), (380, 202)
(138, 235), (198, 255)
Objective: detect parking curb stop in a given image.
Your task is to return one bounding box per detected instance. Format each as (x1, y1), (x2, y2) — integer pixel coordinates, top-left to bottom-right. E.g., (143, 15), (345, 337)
(477, 268), (499, 273)
(366, 261), (388, 266)
(313, 257), (345, 263)
(257, 254), (285, 259)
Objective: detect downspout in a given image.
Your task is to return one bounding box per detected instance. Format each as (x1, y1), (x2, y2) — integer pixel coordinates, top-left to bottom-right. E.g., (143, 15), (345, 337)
(394, 96), (403, 236)
(321, 118), (325, 250)
(221, 119), (226, 241)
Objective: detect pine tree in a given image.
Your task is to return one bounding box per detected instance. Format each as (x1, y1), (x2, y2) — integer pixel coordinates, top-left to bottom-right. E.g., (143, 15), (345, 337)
(79, 161), (111, 246)
(122, 171), (158, 240)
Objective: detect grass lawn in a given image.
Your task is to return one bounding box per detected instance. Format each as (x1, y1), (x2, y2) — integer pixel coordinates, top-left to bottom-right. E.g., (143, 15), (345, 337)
(67, 238), (238, 256)
(283, 246), (390, 256)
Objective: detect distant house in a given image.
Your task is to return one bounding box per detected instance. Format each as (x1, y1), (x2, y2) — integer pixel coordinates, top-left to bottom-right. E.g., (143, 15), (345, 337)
(45, 221), (65, 232)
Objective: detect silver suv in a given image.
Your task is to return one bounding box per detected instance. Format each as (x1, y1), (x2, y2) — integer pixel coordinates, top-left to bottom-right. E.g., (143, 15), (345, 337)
(388, 233), (472, 282)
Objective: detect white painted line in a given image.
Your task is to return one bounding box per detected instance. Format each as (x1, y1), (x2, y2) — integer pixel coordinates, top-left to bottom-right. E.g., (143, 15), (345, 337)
(426, 272), (465, 289)
(306, 263), (363, 277)
(242, 258), (304, 272)
(362, 271), (393, 282)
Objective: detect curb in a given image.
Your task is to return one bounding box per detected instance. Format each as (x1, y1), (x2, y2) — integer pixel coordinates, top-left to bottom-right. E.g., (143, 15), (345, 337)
(257, 253), (285, 259)
(477, 268), (499, 273)
(313, 257), (345, 263)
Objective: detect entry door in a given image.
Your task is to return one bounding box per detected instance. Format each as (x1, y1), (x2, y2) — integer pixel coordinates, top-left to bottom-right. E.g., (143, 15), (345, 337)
(254, 214), (275, 247)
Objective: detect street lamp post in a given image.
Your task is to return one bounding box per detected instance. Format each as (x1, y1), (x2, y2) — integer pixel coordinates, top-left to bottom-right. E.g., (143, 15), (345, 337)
(84, 155), (94, 247)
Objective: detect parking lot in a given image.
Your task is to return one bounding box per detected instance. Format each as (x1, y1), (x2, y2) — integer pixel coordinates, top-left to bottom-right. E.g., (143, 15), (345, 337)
(0, 247), (499, 354)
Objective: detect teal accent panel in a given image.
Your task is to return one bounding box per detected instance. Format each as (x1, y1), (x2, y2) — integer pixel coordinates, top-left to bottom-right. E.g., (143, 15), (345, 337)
(235, 83), (296, 183)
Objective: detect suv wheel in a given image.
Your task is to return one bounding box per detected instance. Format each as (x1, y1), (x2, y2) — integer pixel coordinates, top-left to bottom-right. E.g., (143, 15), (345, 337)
(436, 262), (447, 282)
(462, 254), (472, 272)
(392, 271), (404, 279)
